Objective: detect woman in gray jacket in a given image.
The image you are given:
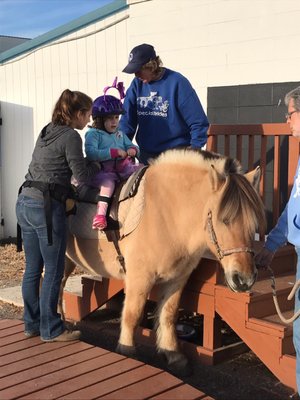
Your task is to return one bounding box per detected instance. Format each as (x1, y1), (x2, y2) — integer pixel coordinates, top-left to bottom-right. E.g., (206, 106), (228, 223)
(16, 89), (100, 342)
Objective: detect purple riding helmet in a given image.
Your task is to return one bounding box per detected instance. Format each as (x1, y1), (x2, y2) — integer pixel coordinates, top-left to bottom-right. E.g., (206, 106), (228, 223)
(92, 95), (124, 117)
(92, 77), (125, 118)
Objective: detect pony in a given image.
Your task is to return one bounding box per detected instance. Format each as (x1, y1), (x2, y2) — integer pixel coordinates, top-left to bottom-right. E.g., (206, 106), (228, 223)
(61, 148), (266, 376)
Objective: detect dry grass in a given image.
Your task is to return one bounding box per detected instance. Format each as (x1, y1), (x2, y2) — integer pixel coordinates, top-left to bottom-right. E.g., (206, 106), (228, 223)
(0, 243), (25, 288)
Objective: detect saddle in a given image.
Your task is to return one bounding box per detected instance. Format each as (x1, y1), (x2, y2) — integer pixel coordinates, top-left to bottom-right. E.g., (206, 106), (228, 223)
(68, 166), (148, 241)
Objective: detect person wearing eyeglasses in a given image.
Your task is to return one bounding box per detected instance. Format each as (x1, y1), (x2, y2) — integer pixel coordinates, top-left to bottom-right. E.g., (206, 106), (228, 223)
(255, 86), (300, 394)
(119, 44), (209, 164)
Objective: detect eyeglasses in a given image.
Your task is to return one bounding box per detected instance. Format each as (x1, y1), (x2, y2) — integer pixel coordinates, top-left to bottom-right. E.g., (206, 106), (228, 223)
(285, 110), (299, 120)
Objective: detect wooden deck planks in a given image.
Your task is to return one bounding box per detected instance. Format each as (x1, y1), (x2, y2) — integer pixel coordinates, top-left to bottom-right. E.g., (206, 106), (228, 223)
(0, 320), (210, 400)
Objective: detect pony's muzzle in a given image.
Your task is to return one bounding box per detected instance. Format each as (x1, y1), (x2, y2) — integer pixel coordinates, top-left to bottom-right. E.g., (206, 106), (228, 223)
(227, 269), (257, 292)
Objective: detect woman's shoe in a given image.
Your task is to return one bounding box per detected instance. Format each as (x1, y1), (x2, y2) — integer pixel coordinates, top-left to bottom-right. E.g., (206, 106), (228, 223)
(92, 214), (107, 230)
(24, 331), (40, 338)
(41, 329), (81, 342)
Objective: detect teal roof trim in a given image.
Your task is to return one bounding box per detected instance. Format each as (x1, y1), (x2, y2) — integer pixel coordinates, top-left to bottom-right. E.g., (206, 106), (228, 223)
(0, 0), (127, 64)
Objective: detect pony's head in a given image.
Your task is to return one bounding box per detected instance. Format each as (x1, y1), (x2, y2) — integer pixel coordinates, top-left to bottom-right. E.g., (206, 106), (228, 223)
(203, 153), (266, 292)
(152, 149), (266, 292)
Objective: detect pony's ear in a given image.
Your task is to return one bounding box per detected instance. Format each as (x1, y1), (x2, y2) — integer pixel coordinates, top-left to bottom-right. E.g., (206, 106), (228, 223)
(245, 166), (261, 192)
(209, 164), (225, 191)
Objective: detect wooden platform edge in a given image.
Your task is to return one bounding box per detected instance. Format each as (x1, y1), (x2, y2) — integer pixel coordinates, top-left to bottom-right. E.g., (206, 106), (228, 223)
(0, 319), (213, 400)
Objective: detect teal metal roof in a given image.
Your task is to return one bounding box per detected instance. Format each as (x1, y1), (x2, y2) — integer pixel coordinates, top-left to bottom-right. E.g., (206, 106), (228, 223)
(0, 0), (128, 64)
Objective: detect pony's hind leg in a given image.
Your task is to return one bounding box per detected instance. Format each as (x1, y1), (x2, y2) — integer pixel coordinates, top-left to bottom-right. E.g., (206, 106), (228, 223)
(156, 279), (192, 377)
(117, 274), (153, 358)
(58, 256), (77, 320)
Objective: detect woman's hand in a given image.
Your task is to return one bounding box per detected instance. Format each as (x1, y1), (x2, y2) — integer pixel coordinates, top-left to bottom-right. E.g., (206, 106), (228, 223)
(254, 247), (274, 269)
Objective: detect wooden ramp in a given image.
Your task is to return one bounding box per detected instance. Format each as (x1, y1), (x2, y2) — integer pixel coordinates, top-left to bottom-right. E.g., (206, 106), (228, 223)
(63, 243), (297, 391)
(0, 319), (211, 400)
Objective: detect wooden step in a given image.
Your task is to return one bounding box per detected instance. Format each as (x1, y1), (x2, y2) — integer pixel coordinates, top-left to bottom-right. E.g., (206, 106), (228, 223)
(247, 310), (295, 355)
(279, 354), (297, 390)
(248, 273), (296, 318)
(215, 289), (297, 390)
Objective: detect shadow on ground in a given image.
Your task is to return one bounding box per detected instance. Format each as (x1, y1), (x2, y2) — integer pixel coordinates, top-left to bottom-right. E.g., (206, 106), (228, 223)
(73, 300), (295, 400)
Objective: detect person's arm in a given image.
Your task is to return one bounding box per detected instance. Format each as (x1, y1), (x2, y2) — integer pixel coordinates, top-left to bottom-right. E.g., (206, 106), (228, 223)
(65, 132), (100, 182)
(255, 206), (288, 268)
(122, 133), (140, 158)
(119, 81), (138, 141)
(264, 205), (289, 252)
(85, 130), (111, 161)
(180, 88), (209, 149)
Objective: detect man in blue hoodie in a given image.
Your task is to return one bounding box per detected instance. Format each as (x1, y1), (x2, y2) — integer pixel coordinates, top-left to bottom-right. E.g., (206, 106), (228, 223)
(119, 44), (209, 164)
(255, 86), (300, 395)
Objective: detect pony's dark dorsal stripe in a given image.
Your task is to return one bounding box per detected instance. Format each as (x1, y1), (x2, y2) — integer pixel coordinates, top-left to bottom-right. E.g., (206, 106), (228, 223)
(224, 157), (241, 174)
(198, 150), (241, 175)
(198, 149), (222, 162)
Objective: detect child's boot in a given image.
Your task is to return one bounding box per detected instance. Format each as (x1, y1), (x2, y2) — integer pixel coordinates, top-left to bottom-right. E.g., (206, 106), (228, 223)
(92, 214), (107, 230)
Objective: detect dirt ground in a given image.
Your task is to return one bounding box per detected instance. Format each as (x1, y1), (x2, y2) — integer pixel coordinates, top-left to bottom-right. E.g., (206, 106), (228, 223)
(0, 242), (297, 400)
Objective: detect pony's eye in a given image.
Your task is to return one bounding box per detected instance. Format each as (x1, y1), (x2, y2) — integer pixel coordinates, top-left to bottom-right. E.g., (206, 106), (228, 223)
(223, 219), (230, 226)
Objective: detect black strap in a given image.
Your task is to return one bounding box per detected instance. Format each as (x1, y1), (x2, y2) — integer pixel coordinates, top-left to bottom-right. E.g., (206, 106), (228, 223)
(17, 180), (69, 251)
(43, 188), (53, 246)
(16, 183), (25, 252)
(97, 195), (111, 204)
(106, 229), (126, 273)
(16, 221), (22, 252)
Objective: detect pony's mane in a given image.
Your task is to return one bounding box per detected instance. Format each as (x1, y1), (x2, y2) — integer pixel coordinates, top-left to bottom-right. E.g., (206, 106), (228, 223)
(153, 149), (266, 237)
(152, 148), (241, 172)
(219, 173), (266, 238)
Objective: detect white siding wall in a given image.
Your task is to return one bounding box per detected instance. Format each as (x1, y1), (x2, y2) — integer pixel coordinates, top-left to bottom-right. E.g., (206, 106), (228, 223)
(1, 0), (300, 237)
(0, 10), (129, 237)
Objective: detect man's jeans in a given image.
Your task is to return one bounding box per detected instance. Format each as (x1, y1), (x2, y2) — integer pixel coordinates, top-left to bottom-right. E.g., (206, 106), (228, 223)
(294, 247), (300, 393)
(16, 195), (67, 340)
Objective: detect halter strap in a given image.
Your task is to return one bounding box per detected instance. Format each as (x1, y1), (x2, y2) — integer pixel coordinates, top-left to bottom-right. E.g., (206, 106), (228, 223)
(206, 210), (254, 260)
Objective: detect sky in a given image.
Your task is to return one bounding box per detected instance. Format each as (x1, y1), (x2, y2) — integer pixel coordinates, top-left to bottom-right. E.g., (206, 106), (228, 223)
(0, 0), (114, 39)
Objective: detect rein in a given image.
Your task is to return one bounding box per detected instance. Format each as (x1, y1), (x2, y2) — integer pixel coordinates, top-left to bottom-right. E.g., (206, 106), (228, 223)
(206, 210), (255, 260)
(207, 211), (300, 324)
(267, 266), (300, 324)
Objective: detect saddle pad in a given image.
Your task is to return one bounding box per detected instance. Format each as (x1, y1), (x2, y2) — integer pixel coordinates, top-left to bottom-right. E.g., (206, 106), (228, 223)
(68, 202), (106, 240)
(68, 177), (145, 240)
(119, 176), (145, 238)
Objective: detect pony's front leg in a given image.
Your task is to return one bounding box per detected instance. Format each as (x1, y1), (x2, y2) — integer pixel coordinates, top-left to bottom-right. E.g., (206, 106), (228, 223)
(117, 274), (153, 358)
(157, 280), (192, 377)
(58, 256), (76, 320)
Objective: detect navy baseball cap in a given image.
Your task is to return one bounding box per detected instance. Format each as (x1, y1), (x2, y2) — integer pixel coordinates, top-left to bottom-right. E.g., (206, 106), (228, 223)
(123, 44), (156, 74)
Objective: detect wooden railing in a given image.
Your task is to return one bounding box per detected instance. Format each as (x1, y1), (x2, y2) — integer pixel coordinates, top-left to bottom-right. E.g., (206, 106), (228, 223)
(207, 123), (300, 232)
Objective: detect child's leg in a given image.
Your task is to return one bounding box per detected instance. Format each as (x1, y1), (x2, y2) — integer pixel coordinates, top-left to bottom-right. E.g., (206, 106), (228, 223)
(97, 179), (115, 215)
(92, 179), (115, 230)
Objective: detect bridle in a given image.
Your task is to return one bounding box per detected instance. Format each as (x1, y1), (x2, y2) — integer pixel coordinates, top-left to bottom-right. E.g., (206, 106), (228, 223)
(207, 210), (300, 324)
(206, 210), (255, 260)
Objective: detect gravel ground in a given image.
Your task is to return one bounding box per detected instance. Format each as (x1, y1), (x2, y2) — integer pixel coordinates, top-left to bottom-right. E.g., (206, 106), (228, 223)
(0, 242), (296, 400)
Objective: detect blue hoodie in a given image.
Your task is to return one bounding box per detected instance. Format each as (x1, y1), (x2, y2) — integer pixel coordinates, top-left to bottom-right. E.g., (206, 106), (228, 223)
(85, 128), (139, 161)
(119, 68), (209, 153)
(266, 157), (300, 251)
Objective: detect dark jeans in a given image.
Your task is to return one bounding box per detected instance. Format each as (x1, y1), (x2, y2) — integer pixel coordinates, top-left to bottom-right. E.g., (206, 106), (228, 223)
(16, 194), (67, 340)
(138, 150), (161, 165)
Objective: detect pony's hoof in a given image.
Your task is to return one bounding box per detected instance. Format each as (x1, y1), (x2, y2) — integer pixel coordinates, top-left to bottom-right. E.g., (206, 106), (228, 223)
(162, 350), (193, 377)
(116, 343), (137, 358)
